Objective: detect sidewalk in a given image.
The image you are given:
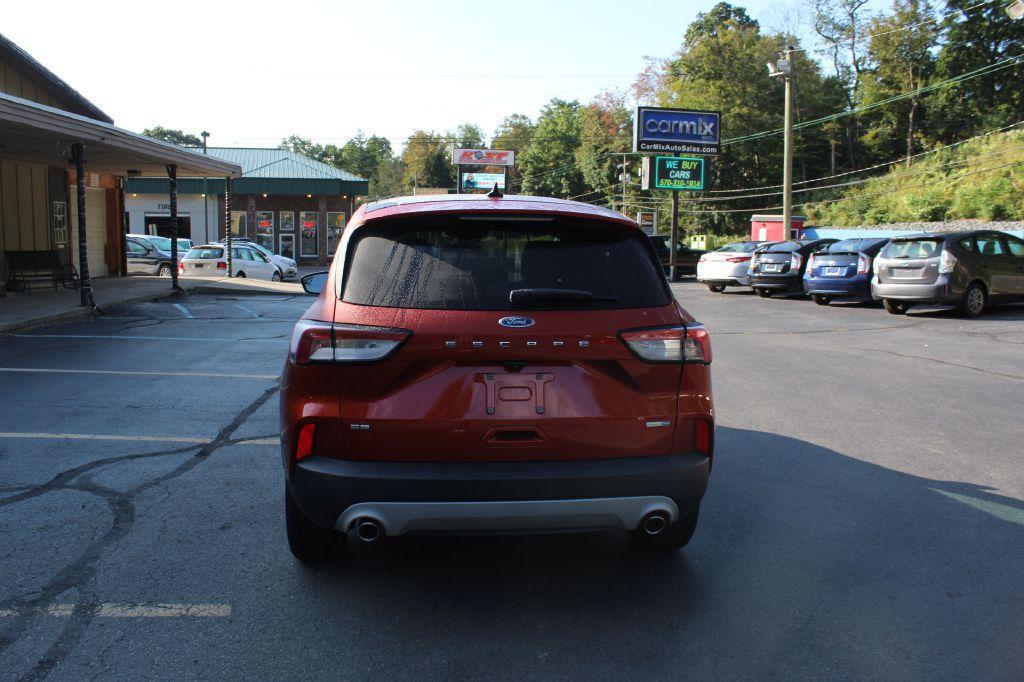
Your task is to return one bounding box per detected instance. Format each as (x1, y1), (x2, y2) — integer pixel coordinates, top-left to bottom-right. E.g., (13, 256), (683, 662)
(0, 275), (303, 334)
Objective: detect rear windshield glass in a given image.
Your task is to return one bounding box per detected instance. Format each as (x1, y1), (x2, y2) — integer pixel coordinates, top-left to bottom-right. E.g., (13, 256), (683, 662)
(828, 238), (884, 253)
(881, 238), (942, 259)
(764, 241), (801, 252)
(342, 217), (669, 311)
(144, 236), (173, 251)
(717, 241), (759, 253)
(185, 247), (223, 260)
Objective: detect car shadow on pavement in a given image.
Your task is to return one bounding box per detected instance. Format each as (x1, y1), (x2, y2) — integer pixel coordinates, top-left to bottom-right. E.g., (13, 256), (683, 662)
(289, 427), (1024, 677)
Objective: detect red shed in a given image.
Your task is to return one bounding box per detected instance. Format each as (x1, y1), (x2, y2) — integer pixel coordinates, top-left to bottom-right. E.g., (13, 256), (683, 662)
(750, 214), (807, 242)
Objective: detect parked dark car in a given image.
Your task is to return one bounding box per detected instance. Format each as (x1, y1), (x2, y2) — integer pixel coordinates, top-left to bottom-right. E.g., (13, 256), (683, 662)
(872, 231), (1024, 317)
(749, 239), (838, 297)
(802, 238), (890, 305)
(648, 235), (705, 279)
(281, 194), (715, 562)
(125, 236), (174, 277)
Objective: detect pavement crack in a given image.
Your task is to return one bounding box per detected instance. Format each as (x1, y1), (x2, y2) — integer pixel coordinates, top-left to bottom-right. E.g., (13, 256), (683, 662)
(0, 384), (280, 677)
(851, 346), (1024, 382)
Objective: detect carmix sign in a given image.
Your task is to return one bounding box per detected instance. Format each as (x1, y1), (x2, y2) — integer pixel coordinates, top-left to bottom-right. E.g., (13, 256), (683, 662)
(654, 156), (705, 191)
(634, 107), (720, 155)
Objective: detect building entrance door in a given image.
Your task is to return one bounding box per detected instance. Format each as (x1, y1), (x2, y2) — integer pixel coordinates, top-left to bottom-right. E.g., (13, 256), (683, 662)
(299, 211), (318, 258)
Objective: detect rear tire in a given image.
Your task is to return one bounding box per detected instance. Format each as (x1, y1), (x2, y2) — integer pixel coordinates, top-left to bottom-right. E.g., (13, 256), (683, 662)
(958, 282), (987, 318)
(157, 263), (172, 277)
(883, 299), (909, 315)
(285, 485), (342, 562)
(630, 507), (699, 552)
(812, 294), (831, 306)
(707, 284), (726, 293)
(236, 271), (246, 278)
(755, 288), (773, 298)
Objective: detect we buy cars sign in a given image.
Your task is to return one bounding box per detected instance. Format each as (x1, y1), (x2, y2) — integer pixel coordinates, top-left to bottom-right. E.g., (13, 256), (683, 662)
(453, 148), (515, 166)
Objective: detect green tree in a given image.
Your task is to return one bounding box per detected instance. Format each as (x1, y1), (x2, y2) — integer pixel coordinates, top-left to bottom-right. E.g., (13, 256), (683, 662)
(861, 0), (937, 164)
(518, 99), (587, 197)
(143, 126), (202, 147)
(930, 0), (1024, 141)
(492, 114), (536, 189)
(401, 130), (453, 189)
(339, 131), (394, 181)
(367, 156), (408, 201)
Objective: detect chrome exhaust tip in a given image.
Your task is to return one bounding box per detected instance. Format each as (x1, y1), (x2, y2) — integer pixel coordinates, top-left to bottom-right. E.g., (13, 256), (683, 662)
(355, 518), (383, 543)
(641, 512), (669, 536)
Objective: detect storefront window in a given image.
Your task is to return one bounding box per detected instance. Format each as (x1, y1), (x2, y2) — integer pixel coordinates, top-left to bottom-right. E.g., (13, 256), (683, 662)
(280, 211), (295, 232)
(279, 233), (295, 259)
(299, 211), (318, 257)
(255, 210), (274, 251)
(326, 212), (346, 256)
(52, 201), (68, 245)
(231, 211), (248, 238)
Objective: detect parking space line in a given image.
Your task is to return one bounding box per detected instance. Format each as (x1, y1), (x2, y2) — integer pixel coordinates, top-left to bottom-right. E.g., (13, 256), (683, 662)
(172, 303), (193, 319)
(10, 334), (288, 343)
(234, 304), (262, 318)
(0, 367), (278, 380)
(0, 432), (279, 445)
(0, 603), (231, 618)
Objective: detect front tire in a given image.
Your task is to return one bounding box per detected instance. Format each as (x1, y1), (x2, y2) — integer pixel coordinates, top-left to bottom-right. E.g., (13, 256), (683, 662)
(272, 270), (282, 282)
(755, 288), (773, 298)
(958, 282), (986, 318)
(285, 485), (342, 562)
(630, 507), (699, 552)
(883, 299), (909, 315)
(812, 294), (831, 306)
(707, 284), (726, 293)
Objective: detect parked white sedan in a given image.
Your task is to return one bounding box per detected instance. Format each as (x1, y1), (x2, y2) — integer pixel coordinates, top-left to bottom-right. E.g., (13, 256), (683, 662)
(696, 241), (768, 292)
(180, 244), (281, 281)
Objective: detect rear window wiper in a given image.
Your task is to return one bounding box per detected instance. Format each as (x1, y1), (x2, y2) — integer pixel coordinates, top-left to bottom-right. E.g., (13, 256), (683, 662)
(509, 288), (619, 306)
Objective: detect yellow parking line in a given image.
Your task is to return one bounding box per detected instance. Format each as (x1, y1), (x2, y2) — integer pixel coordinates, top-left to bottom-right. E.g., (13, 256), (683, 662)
(0, 367), (278, 380)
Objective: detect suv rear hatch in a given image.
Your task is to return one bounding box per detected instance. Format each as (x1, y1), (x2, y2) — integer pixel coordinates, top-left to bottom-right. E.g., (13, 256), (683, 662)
(875, 237), (943, 284)
(754, 241), (801, 275)
(327, 214), (686, 463)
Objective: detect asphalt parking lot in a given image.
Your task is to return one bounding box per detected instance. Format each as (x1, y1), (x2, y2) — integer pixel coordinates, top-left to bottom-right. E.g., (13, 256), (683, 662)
(1, 284), (1022, 680)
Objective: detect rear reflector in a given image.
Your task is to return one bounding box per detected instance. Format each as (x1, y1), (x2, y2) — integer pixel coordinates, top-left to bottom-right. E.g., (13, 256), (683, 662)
(620, 323), (712, 364)
(289, 320), (411, 365)
(694, 418), (712, 455)
(296, 423), (316, 461)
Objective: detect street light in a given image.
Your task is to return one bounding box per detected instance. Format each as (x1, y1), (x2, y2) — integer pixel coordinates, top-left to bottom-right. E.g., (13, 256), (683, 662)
(769, 47), (796, 242)
(1007, 0), (1024, 19)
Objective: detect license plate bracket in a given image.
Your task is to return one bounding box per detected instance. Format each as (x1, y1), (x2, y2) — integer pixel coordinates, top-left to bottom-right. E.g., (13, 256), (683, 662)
(477, 372), (554, 416)
(824, 266), (843, 276)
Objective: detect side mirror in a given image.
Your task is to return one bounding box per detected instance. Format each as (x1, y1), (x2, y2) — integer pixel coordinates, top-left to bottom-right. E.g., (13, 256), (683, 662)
(301, 271), (329, 295)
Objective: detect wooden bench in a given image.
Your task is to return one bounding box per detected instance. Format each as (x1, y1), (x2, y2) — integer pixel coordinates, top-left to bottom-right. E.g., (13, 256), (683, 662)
(4, 250), (79, 294)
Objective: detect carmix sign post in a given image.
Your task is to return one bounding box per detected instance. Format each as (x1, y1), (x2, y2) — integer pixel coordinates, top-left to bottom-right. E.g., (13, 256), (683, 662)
(635, 107), (719, 280)
(453, 148), (515, 194)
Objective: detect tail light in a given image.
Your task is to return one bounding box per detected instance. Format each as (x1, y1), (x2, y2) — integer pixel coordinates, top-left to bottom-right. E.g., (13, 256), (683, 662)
(295, 423), (316, 461)
(790, 252), (803, 271)
(289, 320), (411, 365)
(698, 255), (708, 263)
(178, 261), (184, 272)
(216, 261), (227, 270)
(805, 253), (815, 275)
(726, 256), (751, 263)
(938, 248), (957, 274)
(620, 323), (712, 364)
(857, 254), (870, 274)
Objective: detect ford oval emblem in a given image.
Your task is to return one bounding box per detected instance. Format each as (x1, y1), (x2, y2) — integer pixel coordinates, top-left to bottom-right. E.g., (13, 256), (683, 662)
(498, 316), (535, 328)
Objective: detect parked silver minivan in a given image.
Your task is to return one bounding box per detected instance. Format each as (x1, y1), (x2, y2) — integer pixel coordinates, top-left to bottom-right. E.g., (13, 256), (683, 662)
(872, 231), (1024, 317)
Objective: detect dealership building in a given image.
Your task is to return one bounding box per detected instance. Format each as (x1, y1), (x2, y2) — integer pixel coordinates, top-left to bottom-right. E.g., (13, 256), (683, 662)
(124, 148), (367, 264)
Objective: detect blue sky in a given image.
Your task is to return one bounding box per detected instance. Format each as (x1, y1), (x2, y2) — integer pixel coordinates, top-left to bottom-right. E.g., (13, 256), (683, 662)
(2, 0), (889, 151)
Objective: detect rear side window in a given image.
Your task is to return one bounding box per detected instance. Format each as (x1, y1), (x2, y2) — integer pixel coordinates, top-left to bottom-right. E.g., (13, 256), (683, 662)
(881, 239), (942, 259)
(185, 247), (223, 259)
(342, 217), (669, 311)
(958, 238), (976, 253)
(1005, 236), (1024, 257)
(975, 235), (1005, 256)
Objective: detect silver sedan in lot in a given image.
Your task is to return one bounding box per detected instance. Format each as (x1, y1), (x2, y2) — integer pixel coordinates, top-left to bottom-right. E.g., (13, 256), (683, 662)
(696, 241), (767, 292)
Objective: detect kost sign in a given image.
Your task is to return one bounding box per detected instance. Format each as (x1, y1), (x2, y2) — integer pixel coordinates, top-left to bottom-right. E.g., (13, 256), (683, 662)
(634, 107), (720, 155)
(453, 148), (515, 166)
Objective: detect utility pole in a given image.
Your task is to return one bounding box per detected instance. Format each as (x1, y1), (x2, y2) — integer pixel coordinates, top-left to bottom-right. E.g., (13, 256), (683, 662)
(782, 45), (795, 241)
(617, 156), (630, 214)
(670, 191), (679, 282)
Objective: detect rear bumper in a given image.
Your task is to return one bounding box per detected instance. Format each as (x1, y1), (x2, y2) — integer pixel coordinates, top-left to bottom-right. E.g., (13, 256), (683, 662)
(803, 277), (871, 299)
(750, 273), (802, 291)
(697, 263), (750, 286)
(871, 278), (953, 302)
(288, 453), (710, 534)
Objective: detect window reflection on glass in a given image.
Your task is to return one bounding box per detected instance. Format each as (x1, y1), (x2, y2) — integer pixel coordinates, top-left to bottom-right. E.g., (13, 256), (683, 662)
(255, 210), (274, 251)
(230, 211), (247, 238)
(52, 201), (68, 245)
(280, 234), (295, 259)
(327, 212), (346, 256)
(280, 211), (295, 232)
(299, 211), (318, 256)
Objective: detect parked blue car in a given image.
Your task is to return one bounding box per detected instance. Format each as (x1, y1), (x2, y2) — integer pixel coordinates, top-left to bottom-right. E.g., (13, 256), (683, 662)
(803, 238), (890, 305)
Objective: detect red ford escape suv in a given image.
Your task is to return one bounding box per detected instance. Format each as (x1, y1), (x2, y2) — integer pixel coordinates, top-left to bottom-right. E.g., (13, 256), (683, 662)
(280, 193), (715, 561)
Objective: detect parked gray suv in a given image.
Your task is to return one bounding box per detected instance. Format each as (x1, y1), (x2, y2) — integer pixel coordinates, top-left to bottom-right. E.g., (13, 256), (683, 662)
(872, 231), (1024, 317)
